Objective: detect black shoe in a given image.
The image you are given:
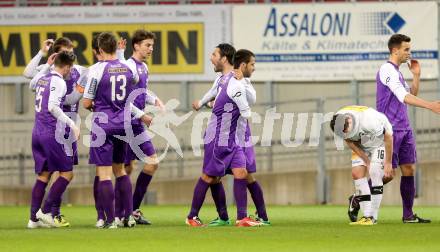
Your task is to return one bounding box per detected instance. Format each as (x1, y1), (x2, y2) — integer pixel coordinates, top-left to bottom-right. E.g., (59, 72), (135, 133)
(133, 209), (152, 225)
(348, 194), (360, 222)
(402, 214), (431, 223)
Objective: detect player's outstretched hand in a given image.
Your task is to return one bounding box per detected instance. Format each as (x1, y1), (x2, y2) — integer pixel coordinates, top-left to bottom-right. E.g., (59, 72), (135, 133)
(233, 69), (243, 80)
(384, 162), (393, 178)
(141, 114), (153, 127)
(408, 59), (421, 76)
(72, 126), (80, 141)
(47, 53), (58, 65)
(192, 100), (201, 111)
(118, 38), (127, 50)
(429, 101), (440, 114)
(41, 39), (54, 54)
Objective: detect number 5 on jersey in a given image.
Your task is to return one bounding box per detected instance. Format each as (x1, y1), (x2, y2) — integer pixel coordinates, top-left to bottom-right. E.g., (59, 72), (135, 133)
(35, 86), (45, 112)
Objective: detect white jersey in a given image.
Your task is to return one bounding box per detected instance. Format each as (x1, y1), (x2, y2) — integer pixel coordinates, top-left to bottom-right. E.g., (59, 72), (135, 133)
(336, 105), (393, 149)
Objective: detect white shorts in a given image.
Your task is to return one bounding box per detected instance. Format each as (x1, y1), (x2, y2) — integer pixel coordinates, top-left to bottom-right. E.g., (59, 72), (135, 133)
(351, 146), (385, 168)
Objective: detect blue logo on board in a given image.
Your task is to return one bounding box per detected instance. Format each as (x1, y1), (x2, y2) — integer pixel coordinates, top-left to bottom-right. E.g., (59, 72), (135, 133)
(361, 12), (406, 35)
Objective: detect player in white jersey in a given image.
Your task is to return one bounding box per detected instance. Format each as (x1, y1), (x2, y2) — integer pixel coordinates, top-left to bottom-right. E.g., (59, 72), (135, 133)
(330, 106), (393, 225)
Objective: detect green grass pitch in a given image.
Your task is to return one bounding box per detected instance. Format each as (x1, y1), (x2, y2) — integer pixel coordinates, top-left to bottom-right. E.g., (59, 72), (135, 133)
(0, 205), (439, 252)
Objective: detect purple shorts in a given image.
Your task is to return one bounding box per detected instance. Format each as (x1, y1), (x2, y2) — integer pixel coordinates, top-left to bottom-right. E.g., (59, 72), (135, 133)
(202, 141), (246, 177)
(32, 132), (74, 174)
(89, 128), (128, 166)
(392, 130), (417, 168)
(124, 126), (156, 165)
(225, 146), (256, 175)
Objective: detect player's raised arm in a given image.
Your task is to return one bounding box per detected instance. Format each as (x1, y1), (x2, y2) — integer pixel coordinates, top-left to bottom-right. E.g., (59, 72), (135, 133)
(23, 39), (54, 79)
(408, 59), (421, 96)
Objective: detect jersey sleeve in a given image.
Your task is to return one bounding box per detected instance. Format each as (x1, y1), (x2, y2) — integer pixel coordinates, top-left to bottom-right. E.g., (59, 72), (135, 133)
(29, 64), (51, 91)
(48, 76), (67, 109)
(116, 49), (126, 61)
(198, 76), (221, 107)
(75, 65), (89, 90)
(23, 50), (44, 79)
(379, 63), (409, 103)
(125, 60), (140, 84)
(227, 78), (251, 118)
(83, 63), (104, 100)
(243, 78), (256, 105)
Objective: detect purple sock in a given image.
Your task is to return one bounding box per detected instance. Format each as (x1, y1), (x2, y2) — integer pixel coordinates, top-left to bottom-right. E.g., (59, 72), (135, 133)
(93, 176), (105, 220)
(188, 178), (209, 219)
(51, 197), (62, 217)
(132, 172), (152, 211)
(42, 177), (70, 214)
(401, 176), (415, 219)
(247, 181), (268, 221)
(99, 180), (115, 223)
(115, 177), (124, 219)
(234, 178), (248, 220)
(30, 180), (48, 222)
(117, 175), (133, 219)
(210, 182), (229, 221)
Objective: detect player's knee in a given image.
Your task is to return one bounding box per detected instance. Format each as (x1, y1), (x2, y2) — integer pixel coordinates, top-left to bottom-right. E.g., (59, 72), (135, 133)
(143, 163), (158, 175)
(60, 171), (74, 182)
(37, 172), (51, 183)
(125, 165), (133, 176)
(201, 174), (216, 184)
(246, 174), (256, 184)
(401, 164), (415, 176)
(232, 168), (248, 179)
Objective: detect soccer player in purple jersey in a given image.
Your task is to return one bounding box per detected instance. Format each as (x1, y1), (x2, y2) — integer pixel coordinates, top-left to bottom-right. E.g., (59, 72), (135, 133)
(191, 44), (270, 226)
(83, 32), (152, 229)
(24, 37), (87, 227)
(27, 51), (80, 228)
(348, 34), (440, 223)
(186, 49), (262, 227)
(115, 30), (165, 225)
(89, 34), (107, 228)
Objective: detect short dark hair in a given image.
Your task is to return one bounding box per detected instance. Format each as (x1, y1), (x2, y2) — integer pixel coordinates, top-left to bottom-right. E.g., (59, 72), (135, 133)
(216, 43), (236, 65)
(388, 34), (411, 53)
(98, 32), (117, 54)
(132, 30), (156, 49)
(233, 49), (255, 69)
(53, 37), (73, 53)
(92, 34), (100, 52)
(54, 51), (76, 68)
(330, 114), (349, 133)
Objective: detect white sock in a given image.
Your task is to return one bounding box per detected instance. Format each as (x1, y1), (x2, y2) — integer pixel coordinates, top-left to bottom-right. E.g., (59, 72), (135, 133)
(354, 177), (372, 217)
(370, 162), (384, 220)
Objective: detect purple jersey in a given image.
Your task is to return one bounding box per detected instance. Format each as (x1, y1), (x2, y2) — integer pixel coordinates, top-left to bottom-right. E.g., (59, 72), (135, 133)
(33, 72), (66, 134)
(84, 59), (139, 131)
(202, 75), (251, 176)
(376, 61), (411, 130)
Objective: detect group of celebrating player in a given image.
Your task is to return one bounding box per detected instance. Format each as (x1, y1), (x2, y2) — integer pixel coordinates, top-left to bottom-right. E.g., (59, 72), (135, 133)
(24, 29), (270, 229)
(23, 29), (440, 229)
